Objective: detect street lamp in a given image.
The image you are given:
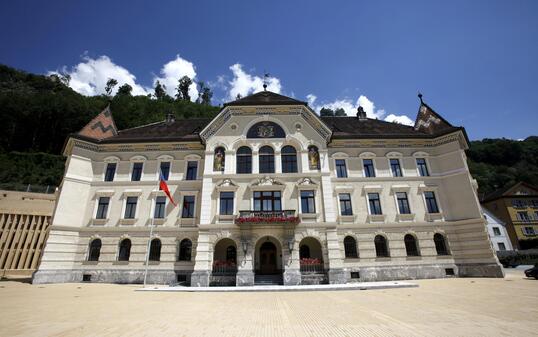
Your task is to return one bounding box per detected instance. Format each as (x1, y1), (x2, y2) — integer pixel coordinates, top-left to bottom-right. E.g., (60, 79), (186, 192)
(241, 240), (249, 255)
(287, 239), (294, 252)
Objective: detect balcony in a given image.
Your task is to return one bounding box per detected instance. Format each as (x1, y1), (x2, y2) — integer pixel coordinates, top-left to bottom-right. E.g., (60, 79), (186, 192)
(235, 210), (299, 225)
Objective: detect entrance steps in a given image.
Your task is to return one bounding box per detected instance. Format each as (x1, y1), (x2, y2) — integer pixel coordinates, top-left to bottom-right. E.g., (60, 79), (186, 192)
(254, 274), (283, 285)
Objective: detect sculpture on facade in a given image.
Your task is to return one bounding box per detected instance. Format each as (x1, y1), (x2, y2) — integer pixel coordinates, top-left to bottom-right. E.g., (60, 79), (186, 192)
(308, 146), (320, 170)
(214, 147), (225, 171)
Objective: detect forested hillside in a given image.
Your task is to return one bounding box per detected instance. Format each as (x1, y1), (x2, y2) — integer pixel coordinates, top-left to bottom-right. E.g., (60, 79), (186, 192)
(0, 64), (536, 195)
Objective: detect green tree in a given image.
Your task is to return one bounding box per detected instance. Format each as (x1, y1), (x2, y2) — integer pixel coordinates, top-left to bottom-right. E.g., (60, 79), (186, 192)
(105, 78), (118, 97)
(334, 108), (346, 116)
(116, 83), (133, 96)
(320, 107), (334, 116)
(154, 81), (167, 99)
(176, 76), (192, 101)
(198, 82), (213, 105)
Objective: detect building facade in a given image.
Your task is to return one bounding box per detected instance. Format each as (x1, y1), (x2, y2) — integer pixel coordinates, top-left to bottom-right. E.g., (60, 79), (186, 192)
(33, 91), (503, 286)
(482, 208), (513, 252)
(1, 190), (55, 278)
(482, 182), (538, 250)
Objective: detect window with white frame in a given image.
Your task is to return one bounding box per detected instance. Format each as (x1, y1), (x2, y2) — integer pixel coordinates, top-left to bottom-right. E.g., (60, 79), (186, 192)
(335, 159), (347, 178)
(416, 158), (429, 176)
(492, 227), (501, 236)
(186, 161), (198, 180)
(424, 191), (439, 213)
(497, 242), (506, 251)
(396, 192), (411, 214)
(390, 159), (403, 177)
(363, 159), (375, 177)
(104, 163), (116, 182)
(160, 162), (171, 180)
(96, 197), (110, 219)
(523, 226), (535, 236)
(517, 211), (531, 222)
(339, 193), (353, 216)
(154, 196), (166, 219)
(124, 197), (138, 219)
(131, 162), (143, 181)
(368, 193), (382, 215)
(181, 195), (195, 218)
(300, 190), (316, 214)
(219, 191), (234, 215)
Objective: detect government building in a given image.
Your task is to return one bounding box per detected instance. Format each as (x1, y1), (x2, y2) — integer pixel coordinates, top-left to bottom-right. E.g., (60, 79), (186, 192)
(32, 90), (503, 286)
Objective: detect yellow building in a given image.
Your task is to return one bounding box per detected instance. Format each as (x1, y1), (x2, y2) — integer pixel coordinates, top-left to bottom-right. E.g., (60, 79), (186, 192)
(0, 190), (55, 278)
(482, 182), (538, 250)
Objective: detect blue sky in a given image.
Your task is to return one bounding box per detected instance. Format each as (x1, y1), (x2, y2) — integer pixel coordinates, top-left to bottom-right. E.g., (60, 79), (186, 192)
(1, 0), (537, 140)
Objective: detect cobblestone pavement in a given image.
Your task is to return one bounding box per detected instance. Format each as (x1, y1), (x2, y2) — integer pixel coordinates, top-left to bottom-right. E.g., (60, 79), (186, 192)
(0, 268), (536, 337)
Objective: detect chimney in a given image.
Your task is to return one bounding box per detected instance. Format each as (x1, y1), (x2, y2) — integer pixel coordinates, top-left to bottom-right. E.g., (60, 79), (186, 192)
(165, 112), (175, 124)
(356, 106), (367, 120)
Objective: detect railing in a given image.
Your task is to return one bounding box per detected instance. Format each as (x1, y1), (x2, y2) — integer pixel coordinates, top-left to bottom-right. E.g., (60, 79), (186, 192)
(212, 262), (237, 275)
(300, 263), (324, 274)
(236, 210), (298, 224)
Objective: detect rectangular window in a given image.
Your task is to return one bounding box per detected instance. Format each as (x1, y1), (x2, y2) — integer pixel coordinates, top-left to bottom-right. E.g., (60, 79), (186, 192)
(160, 162), (171, 180)
(124, 196), (138, 219)
(253, 191), (281, 211)
(497, 242), (506, 251)
(154, 196), (166, 219)
(368, 193), (382, 215)
(523, 227), (535, 236)
(96, 197), (110, 219)
(512, 200), (526, 208)
(131, 162), (143, 181)
(396, 192), (411, 214)
(390, 159), (402, 177)
(339, 193), (353, 216)
(532, 200), (538, 208)
(219, 192), (234, 215)
(424, 191), (439, 213)
(186, 161), (198, 180)
(416, 158), (429, 176)
(492, 227), (501, 236)
(182, 196), (195, 218)
(363, 159), (375, 177)
(517, 211), (531, 222)
(335, 159), (348, 178)
(300, 190), (316, 214)
(104, 163), (116, 182)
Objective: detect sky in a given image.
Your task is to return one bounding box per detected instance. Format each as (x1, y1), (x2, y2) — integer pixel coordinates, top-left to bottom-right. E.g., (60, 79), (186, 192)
(0, 0), (537, 140)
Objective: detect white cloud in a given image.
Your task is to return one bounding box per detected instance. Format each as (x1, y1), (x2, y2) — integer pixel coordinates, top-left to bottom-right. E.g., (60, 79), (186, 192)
(228, 64), (281, 100)
(49, 55), (150, 96)
(152, 55), (199, 101)
(306, 93), (414, 126)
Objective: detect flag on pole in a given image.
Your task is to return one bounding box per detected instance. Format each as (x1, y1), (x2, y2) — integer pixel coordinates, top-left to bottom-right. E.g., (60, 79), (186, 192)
(159, 171), (176, 206)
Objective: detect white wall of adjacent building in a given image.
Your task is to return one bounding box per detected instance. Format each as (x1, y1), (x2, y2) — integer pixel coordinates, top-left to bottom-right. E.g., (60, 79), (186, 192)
(483, 208), (513, 252)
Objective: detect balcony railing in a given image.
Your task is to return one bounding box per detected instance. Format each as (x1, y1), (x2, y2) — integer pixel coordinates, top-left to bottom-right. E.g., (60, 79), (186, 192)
(300, 258), (325, 274)
(236, 210), (299, 225)
(212, 261), (237, 275)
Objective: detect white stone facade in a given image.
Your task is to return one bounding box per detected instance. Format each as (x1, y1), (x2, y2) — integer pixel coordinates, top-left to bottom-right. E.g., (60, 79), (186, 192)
(33, 93), (503, 285)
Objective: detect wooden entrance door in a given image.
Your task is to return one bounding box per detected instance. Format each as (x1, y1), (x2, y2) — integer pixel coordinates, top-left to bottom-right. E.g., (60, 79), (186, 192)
(259, 242), (277, 274)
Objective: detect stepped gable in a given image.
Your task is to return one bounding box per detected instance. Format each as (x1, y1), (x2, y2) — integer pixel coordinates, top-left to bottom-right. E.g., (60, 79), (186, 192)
(77, 105), (118, 140)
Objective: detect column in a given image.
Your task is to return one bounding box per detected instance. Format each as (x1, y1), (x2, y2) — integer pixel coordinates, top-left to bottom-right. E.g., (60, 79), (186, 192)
(236, 232), (255, 286)
(326, 227), (347, 284)
(283, 229), (301, 285)
(191, 231), (211, 287)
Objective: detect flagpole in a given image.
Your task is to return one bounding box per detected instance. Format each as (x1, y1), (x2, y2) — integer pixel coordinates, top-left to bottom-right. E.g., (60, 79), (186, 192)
(143, 170), (161, 288)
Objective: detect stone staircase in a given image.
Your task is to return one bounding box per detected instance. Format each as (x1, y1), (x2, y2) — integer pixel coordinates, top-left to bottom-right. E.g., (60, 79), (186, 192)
(254, 274), (283, 285)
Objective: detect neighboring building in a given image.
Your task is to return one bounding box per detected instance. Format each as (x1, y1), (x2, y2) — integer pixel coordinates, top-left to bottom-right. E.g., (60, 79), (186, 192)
(0, 190), (55, 278)
(33, 91), (503, 286)
(482, 182), (538, 250)
(483, 208), (513, 252)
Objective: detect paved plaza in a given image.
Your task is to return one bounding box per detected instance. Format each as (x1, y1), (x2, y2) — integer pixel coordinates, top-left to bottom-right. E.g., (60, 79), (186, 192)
(0, 268), (537, 337)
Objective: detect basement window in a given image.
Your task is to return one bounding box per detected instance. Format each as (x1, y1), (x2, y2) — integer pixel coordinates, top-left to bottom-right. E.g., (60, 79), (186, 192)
(350, 272), (360, 279)
(82, 274), (92, 282)
(445, 268), (455, 276)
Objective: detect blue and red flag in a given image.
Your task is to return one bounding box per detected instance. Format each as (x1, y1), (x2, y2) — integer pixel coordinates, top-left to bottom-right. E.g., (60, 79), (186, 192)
(159, 171), (176, 207)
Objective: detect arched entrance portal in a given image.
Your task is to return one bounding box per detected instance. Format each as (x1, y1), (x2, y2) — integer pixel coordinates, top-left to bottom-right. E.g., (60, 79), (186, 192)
(255, 236), (283, 276)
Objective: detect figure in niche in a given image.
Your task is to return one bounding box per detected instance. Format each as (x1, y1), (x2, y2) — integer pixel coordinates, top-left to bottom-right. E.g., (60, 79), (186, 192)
(214, 147), (225, 171)
(308, 146), (320, 170)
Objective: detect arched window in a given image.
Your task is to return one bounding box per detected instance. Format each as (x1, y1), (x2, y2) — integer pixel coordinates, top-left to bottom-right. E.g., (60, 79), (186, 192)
(88, 239), (102, 262)
(308, 145), (320, 170)
(299, 245), (311, 259)
(434, 233), (449, 255)
(149, 239), (161, 261)
(374, 235), (389, 257)
(344, 236), (358, 258)
(404, 234), (420, 256)
(236, 146), (252, 174)
(259, 146), (275, 173)
(226, 245), (237, 264)
(213, 147), (225, 172)
(281, 145), (298, 173)
(178, 239), (192, 261)
(118, 239), (131, 261)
